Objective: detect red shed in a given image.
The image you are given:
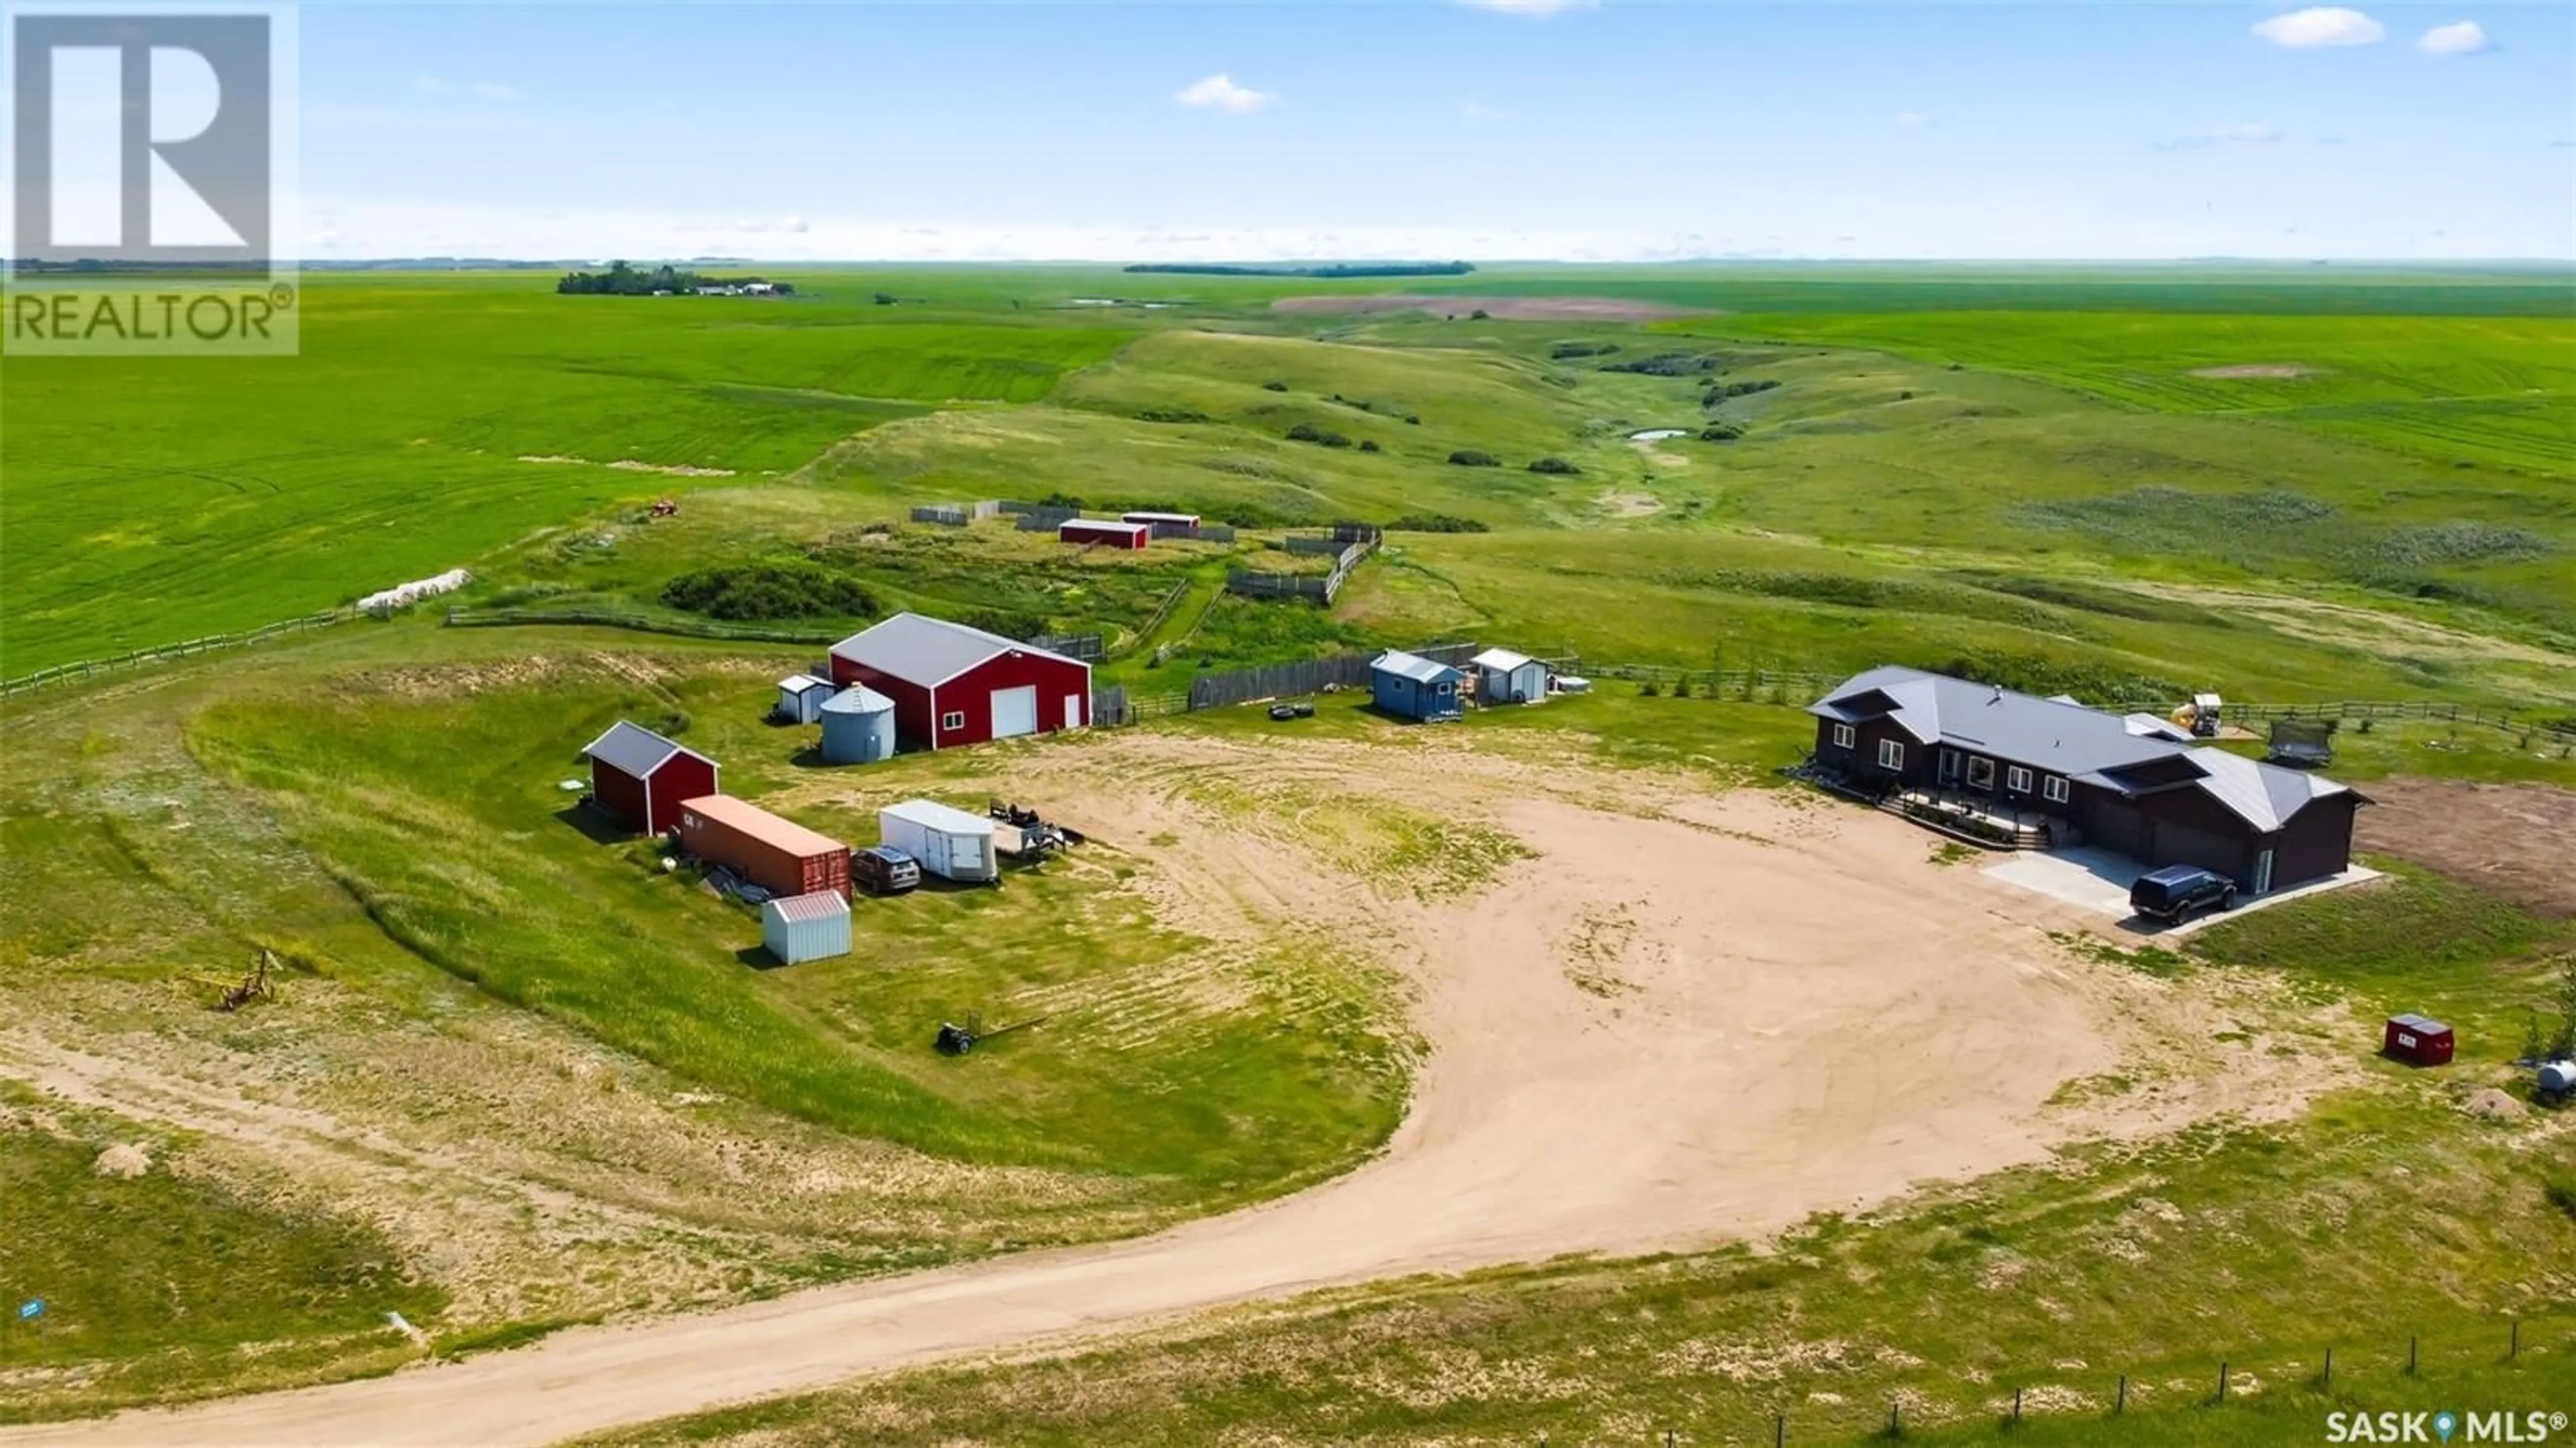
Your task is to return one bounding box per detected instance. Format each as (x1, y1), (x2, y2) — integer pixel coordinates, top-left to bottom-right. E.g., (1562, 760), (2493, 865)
(2383, 1014), (2454, 1066)
(676, 794), (851, 898)
(1059, 519), (1150, 550)
(828, 612), (1092, 752)
(580, 721), (718, 836)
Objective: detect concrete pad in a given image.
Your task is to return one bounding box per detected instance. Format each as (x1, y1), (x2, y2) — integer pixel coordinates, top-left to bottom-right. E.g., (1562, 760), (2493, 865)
(1980, 849), (2381, 937)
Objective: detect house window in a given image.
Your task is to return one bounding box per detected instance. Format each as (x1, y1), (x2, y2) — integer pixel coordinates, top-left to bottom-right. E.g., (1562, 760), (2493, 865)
(1876, 739), (1904, 771)
(1832, 723), (1856, 749)
(1966, 756), (1995, 789)
(2043, 776), (2070, 804)
(2007, 765), (2032, 794)
(941, 710), (965, 731)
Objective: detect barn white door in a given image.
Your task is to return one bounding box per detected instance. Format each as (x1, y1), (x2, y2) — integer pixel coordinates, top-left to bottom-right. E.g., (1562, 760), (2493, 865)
(991, 685), (1038, 739)
(1063, 694), (1083, 729)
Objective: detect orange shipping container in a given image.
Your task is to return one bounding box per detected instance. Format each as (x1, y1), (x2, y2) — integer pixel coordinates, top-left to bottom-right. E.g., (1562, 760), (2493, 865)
(675, 795), (851, 899)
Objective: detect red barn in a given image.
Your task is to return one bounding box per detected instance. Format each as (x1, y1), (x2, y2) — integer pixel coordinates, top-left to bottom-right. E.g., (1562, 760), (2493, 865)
(1059, 519), (1150, 550)
(828, 612), (1092, 752)
(580, 721), (718, 835)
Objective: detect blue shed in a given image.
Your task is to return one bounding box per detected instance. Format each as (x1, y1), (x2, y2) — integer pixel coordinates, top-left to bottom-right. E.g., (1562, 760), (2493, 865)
(1371, 650), (1463, 723)
(820, 684), (898, 764)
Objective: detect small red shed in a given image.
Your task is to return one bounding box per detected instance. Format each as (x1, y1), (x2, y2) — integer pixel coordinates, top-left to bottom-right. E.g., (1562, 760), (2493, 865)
(828, 612), (1093, 752)
(676, 794), (851, 898)
(1059, 519), (1150, 550)
(2383, 1013), (2454, 1066)
(580, 721), (718, 836)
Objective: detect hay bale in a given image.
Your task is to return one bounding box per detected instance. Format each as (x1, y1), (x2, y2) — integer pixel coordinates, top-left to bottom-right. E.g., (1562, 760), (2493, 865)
(94, 1143), (152, 1178)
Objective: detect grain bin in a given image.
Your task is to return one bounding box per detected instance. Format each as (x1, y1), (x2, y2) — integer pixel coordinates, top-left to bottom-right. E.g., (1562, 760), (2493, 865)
(877, 800), (998, 882)
(760, 891), (851, 965)
(820, 684), (897, 764)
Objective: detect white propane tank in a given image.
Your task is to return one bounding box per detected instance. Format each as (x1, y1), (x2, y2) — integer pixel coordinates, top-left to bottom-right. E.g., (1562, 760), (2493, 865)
(2540, 1059), (2576, 1096)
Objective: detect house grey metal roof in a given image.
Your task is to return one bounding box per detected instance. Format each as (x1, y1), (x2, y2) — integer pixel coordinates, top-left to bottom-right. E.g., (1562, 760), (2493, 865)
(581, 721), (709, 778)
(1470, 648), (1536, 672)
(818, 684), (896, 715)
(1374, 650), (1459, 684)
(1811, 665), (2354, 833)
(829, 613), (1085, 688)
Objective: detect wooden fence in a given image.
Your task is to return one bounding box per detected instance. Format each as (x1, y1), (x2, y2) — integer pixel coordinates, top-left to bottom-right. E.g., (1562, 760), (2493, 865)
(1228, 537), (1377, 605)
(0, 609), (352, 699)
(1027, 631), (1106, 662)
(1179, 640), (1480, 712)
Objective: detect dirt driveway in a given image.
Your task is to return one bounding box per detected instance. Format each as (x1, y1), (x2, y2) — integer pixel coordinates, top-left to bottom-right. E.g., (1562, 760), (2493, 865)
(2357, 778), (2576, 917)
(7, 736), (2320, 1448)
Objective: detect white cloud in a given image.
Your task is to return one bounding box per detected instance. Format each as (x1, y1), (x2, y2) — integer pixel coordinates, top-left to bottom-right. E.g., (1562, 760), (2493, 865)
(2252, 7), (2386, 48)
(470, 81), (522, 102)
(1174, 73), (1276, 114)
(2416, 19), (2488, 54)
(414, 75), (522, 103)
(1895, 110), (1932, 128)
(2157, 123), (2285, 150)
(411, 76), (447, 95)
(1457, 0), (1597, 13)
(1460, 101), (1505, 122)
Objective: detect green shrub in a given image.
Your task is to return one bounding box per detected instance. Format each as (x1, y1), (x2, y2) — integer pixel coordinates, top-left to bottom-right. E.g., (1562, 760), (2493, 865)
(1699, 423), (1745, 442)
(1385, 514), (1491, 533)
(1262, 380), (1289, 392)
(1286, 423), (1351, 448)
(1447, 450), (1499, 467)
(1527, 457), (1578, 475)
(1133, 407), (1209, 424)
(660, 558), (878, 622)
(1549, 342), (1621, 360)
(1358, 439), (1381, 453)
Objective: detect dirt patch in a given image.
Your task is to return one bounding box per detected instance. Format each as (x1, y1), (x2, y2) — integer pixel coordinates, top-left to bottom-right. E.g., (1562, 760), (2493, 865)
(1271, 295), (1705, 322)
(2355, 780), (2576, 917)
(32, 731), (2347, 1448)
(2463, 1088), (2524, 1120)
(2186, 364), (2324, 380)
(91, 1143), (150, 1178)
(1594, 488), (1664, 518)
(518, 455), (736, 478)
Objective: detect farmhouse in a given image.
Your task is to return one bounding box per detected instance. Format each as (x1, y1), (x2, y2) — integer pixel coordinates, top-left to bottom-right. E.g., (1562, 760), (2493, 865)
(676, 794), (852, 898)
(1808, 666), (2363, 892)
(1059, 519), (1151, 550)
(580, 721), (718, 836)
(1468, 648), (1549, 705)
(1371, 650), (1463, 723)
(828, 612), (1091, 750)
(776, 674), (837, 724)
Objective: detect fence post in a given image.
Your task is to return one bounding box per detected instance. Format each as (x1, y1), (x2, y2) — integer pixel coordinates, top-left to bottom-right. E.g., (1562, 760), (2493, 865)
(2509, 1320), (2518, 1360)
(2408, 1337), (2418, 1375)
(2324, 1346), (2333, 1387)
(2010, 1386), (2022, 1426)
(1886, 1400), (1900, 1437)
(1775, 1412), (1785, 1447)
(2217, 1361), (2228, 1403)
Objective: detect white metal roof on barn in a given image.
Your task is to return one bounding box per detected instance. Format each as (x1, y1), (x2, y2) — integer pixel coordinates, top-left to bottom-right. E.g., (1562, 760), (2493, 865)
(881, 799), (995, 835)
(1374, 650), (1459, 684)
(763, 890), (849, 923)
(828, 613), (1087, 688)
(1469, 648), (1536, 672)
(581, 721), (710, 778)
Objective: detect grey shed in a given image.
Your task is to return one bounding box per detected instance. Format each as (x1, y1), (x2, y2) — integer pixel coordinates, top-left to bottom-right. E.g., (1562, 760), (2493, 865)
(820, 684), (898, 764)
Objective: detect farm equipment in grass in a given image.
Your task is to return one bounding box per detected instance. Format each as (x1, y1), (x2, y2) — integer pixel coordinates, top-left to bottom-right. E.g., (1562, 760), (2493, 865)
(989, 799), (1085, 851)
(193, 949), (279, 1011)
(934, 1011), (1049, 1056)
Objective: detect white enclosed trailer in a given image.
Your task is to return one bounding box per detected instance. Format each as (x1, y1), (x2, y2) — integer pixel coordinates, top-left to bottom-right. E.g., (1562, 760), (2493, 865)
(877, 800), (999, 882)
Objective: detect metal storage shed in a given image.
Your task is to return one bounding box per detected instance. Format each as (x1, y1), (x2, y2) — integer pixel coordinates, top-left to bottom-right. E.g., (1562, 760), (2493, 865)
(2383, 1013), (2454, 1066)
(580, 721), (718, 836)
(676, 795), (852, 898)
(1468, 648), (1549, 705)
(878, 800), (998, 882)
(1371, 650), (1463, 723)
(761, 891), (851, 965)
(1059, 519), (1151, 550)
(818, 684), (898, 764)
(777, 674), (838, 725)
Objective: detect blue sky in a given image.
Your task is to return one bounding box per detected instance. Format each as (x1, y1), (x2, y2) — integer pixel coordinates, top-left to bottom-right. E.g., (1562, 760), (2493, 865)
(286, 2), (2573, 260)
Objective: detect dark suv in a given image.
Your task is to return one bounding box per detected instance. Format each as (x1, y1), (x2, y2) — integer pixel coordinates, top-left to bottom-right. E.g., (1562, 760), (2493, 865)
(2130, 864), (2236, 923)
(854, 845), (921, 896)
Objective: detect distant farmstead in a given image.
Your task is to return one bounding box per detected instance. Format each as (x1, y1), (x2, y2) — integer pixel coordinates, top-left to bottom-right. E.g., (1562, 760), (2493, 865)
(580, 721), (718, 835)
(828, 612), (1092, 750)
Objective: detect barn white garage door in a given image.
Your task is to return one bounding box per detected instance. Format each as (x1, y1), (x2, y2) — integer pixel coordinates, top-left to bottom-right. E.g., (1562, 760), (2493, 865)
(991, 685), (1038, 739)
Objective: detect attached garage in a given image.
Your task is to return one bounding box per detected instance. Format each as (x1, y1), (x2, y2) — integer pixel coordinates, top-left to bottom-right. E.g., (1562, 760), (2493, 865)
(990, 684), (1038, 739)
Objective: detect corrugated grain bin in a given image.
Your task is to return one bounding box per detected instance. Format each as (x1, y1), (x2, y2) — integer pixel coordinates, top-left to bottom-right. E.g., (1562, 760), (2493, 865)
(2382, 1013), (2454, 1066)
(677, 795), (852, 898)
(877, 800), (998, 882)
(820, 684), (898, 764)
(761, 891), (851, 965)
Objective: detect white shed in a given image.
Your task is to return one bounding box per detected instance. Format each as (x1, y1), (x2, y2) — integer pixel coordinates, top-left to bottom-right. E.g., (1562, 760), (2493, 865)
(760, 890), (850, 965)
(877, 800), (998, 883)
(1468, 648), (1549, 705)
(777, 674), (838, 724)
